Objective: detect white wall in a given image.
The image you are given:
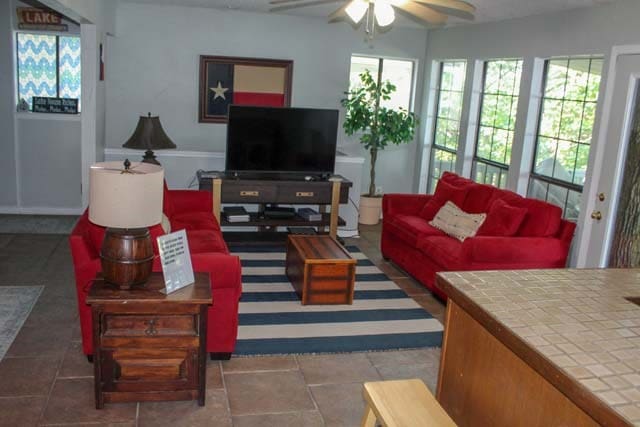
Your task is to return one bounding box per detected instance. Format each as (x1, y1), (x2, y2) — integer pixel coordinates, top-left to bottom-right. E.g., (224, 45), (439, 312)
(106, 3), (428, 195)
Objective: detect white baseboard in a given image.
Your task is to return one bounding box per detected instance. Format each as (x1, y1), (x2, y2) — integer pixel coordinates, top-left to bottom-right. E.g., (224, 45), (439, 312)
(0, 206), (83, 215)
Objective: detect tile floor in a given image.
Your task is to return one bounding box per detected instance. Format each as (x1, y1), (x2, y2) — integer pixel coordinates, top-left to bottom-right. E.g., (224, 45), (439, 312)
(0, 225), (446, 427)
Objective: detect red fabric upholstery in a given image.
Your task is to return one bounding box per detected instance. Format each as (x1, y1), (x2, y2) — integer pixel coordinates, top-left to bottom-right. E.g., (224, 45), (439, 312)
(69, 187), (241, 357)
(386, 215), (445, 247)
(172, 212), (221, 232)
(477, 199), (528, 237)
(381, 173), (575, 300)
(418, 179), (469, 221)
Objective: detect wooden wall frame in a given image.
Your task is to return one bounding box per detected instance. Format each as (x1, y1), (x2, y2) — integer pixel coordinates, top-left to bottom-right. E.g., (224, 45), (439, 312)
(198, 55), (293, 123)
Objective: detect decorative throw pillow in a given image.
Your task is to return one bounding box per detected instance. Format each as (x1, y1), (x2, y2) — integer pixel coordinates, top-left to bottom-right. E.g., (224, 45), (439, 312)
(161, 213), (171, 234)
(429, 201), (486, 242)
(477, 198), (527, 237)
(419, 180), (469, 221)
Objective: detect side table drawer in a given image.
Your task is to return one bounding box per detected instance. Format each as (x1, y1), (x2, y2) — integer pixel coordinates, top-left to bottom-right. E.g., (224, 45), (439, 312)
(102, 314), (198, 337)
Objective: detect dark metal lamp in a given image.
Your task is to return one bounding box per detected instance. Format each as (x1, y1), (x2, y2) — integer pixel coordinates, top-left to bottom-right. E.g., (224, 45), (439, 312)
(123, 113), (176, 165)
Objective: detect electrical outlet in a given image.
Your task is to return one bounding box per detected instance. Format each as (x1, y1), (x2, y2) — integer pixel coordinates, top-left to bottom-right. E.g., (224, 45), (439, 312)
(375, 186), (383, 195)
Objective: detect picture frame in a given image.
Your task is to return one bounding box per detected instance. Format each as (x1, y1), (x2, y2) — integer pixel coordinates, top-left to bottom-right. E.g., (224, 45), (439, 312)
(198, 55), (293, 123)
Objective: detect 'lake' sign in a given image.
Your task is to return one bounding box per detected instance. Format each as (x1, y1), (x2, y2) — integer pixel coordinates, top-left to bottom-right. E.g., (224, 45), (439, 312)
(16, 8), (68, 32)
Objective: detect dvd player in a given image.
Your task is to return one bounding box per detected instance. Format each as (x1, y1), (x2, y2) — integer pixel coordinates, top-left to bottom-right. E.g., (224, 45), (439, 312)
(263, 206), (296, 219)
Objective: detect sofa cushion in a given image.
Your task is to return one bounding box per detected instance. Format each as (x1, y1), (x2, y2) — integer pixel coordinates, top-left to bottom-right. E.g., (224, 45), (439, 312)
(492, 190), (562, 237)
(387, 215), (446, 247)
(462, 183), (496, 213)
(417, 235), (464, 270)
(478, 199), (528, 237)
(419, 179), (469, 221)
(430, 201), (486, 242)
(171, 212), (221, 232)
(186, 230), (228, 254)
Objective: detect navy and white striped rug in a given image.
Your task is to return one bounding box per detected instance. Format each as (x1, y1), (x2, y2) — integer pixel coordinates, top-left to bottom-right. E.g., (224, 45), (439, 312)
(229, 244), (443, 356)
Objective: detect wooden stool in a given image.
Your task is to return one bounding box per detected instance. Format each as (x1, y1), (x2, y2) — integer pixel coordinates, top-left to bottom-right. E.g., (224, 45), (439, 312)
(360, 379), (457, 427)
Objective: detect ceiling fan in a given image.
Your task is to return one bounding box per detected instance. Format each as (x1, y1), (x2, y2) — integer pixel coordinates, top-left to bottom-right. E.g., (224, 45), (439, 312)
(269, 0), (475, 38)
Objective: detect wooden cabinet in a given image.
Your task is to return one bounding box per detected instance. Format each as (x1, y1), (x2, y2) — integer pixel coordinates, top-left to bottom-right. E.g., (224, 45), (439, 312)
(87, 273), (212, 408)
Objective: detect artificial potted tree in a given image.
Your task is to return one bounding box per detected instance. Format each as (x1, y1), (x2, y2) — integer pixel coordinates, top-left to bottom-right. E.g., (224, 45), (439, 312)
(341, 70), (418, 225)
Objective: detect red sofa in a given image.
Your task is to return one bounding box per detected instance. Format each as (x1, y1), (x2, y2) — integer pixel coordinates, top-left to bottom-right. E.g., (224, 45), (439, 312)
(70, 184), (242, 360)
(381, 172), (576, 300)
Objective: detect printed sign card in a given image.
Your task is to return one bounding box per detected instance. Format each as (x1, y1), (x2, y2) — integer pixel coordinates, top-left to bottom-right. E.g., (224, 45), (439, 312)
(157, 229), (195, 294)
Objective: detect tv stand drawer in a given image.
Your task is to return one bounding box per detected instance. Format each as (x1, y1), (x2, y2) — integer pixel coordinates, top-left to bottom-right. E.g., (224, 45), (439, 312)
(278, 184), (332, 203)
(221, 182), (277, 203)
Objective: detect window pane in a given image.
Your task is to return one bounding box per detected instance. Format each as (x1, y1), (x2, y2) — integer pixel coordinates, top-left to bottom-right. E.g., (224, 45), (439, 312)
(380, 59), (414, 111)
(530, 56), (603, 219)
(349, 56), (380, 90)
(59, 36), (82, 109)
(17, 33), (57, 110)
(473, 59), (522, 186)
(428, 60), (466, 191)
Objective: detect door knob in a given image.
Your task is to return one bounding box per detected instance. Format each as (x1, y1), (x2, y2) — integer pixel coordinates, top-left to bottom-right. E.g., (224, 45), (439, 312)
(591, 211), (602, 221)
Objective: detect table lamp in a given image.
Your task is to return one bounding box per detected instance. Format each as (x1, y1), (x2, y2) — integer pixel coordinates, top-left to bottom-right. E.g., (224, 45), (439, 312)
(122, 113), (176, 165)
(89, 160), (164, 289)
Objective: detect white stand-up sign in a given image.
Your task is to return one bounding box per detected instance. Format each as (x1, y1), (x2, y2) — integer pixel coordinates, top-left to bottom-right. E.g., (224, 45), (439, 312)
(157, 229), (195, 294)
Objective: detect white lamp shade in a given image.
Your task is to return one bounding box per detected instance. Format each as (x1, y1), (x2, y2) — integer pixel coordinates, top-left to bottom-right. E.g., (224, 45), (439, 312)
(346, 0), (369, 24)
(89, 161), (164, 229)
(374, 1), (395, 27)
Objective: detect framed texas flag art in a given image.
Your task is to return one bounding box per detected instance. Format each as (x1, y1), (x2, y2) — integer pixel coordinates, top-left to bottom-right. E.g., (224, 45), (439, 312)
(198, 55), (293, 123)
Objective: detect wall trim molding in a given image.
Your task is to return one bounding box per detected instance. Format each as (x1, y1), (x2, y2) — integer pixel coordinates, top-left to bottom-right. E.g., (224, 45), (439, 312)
(104, 148), (225, 159)
(0, 206), (83, 215)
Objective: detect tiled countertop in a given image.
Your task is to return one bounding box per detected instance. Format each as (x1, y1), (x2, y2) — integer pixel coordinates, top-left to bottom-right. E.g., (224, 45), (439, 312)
(438, 268), (640, 426)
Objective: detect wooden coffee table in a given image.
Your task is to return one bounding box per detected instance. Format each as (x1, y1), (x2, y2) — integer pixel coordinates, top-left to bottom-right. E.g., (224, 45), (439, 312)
(285, 235), (356, 305)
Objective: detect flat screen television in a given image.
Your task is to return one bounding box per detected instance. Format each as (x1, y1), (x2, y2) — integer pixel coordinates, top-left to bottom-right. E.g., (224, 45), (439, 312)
(225, 106), (338, 176)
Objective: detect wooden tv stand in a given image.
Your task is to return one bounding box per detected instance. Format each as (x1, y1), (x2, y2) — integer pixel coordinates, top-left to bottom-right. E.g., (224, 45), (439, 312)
(198, 173), (352, 239)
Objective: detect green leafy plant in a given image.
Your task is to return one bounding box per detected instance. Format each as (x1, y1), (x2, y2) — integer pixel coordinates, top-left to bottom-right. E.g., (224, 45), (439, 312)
(341, 70), (418, 197)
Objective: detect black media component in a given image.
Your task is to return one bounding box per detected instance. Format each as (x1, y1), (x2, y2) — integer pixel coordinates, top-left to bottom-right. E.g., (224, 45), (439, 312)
(225, 106), (338, 176)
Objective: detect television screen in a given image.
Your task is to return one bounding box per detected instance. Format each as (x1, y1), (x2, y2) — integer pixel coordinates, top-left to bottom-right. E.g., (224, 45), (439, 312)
(225, 106), (338, 175)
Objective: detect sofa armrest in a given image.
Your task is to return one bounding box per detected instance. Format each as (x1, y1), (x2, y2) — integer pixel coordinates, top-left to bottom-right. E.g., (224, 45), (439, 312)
(169, 190), (213, 214)
(382, 194), (431, 221)
(461, 236), (570, 267)
(152, 252), (242, 294)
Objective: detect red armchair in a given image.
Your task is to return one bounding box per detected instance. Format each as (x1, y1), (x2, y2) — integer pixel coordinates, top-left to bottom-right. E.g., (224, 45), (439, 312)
(70, 185), (242, 360)
(381, 172), (576, 300)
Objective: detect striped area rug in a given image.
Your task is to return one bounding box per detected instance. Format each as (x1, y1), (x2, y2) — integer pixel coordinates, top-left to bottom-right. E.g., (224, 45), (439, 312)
(229, 244), (443, 356)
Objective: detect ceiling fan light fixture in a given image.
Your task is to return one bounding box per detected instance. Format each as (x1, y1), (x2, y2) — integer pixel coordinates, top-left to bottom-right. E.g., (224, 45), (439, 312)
(346, 0), (369, 24)
(374, 0), (395, 27)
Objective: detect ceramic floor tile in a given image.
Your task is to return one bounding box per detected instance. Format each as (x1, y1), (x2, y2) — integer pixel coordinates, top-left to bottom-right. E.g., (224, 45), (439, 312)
(0, 356), (59, 396)
(57, 341), (94, 378)
(224, 370), (315, 415)
(366, 348), (441, 367)
(232, 411), (325, 427)
(297, 353), (381, 385)
(138, 389), (230, 427)
(222, 355), (297, 373)
(6, 324), (73, 358)
(310, 382), (367, 427)
(41, 378), (137, 425)
(0, 396), (47, 427)
(207, 360), (224, 389)
(375, 363), (440, 393)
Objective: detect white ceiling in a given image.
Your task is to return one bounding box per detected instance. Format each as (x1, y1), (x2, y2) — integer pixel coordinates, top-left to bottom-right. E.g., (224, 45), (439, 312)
(121, 0), (617, 27)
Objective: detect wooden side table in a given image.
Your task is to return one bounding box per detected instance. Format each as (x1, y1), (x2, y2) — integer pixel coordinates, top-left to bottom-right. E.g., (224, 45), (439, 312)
(87, 272), (212, 409)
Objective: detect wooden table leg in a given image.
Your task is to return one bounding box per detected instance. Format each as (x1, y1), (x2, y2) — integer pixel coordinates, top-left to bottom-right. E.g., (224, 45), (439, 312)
(212, 178), (222, 224)
(330, 181), (340, 239)
(360, 405), (377, 427)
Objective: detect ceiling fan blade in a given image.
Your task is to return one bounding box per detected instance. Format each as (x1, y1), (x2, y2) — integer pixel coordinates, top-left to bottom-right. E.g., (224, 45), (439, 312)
(392, 1), (447, 26)
(411, 0), (475, 20)
(327, 2), (349, 23)
(270, 0), (342, 13)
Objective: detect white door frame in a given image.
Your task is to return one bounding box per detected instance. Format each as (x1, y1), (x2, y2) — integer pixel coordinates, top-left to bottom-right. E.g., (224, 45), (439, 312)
(576, 44), (640, 267)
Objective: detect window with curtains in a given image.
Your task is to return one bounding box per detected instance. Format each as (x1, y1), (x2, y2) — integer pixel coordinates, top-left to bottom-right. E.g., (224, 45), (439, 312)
(528, 57), (603, 221)
(428, 60), (467, 193)
(349, 55), (415, 112)
(473, 59), (523, 188)
(16, 33), (81, 111)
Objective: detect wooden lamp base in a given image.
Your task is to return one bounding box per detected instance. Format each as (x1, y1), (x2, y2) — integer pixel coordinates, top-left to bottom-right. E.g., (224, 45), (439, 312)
(100, 227), (154, 289)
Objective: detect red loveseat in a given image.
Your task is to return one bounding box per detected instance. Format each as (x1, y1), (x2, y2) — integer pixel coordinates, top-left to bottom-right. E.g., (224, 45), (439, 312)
(381, 172), (576, 300)
(69, 184), (242, 360)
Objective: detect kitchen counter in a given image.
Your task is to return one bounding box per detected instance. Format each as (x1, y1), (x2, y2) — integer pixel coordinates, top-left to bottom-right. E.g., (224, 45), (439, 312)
(437, 268), (640, 426)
